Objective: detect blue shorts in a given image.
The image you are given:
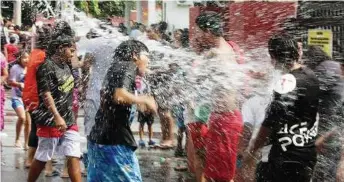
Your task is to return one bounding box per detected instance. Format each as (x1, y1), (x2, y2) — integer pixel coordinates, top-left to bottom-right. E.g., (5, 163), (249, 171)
(11, 98), (24, 110)
(87, 141), (142, 182)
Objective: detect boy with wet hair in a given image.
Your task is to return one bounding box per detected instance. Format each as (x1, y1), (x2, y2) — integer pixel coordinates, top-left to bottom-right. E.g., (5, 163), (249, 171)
(243, 34), (320, 182)
(194, 11), (244, 64)
(28, 34), (81, 182)
(87, 40), (157, 181)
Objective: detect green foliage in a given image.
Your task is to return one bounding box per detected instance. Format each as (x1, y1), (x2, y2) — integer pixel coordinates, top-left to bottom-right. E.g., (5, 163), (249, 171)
(74, 0), (133, 19)
(1, 1), (14, 20)
(98, 0), (126, 18)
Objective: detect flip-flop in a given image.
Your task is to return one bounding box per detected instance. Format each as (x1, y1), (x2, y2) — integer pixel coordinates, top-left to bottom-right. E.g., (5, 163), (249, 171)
(158, 144), (174, 150)
(60, 173), (70, 178)
(174, 165), (188, 172)
(45, 170), (60, 177)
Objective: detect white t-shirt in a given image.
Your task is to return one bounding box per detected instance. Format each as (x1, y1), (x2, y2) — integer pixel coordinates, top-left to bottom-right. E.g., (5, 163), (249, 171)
(9, 64), (25, 99)
(241, 94), (272, 162)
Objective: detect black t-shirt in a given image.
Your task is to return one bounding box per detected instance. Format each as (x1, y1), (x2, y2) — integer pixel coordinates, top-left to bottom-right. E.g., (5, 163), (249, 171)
(88, 61), (137, 149)
(262, 67), (320, 164)
(32, 59), (75, 127)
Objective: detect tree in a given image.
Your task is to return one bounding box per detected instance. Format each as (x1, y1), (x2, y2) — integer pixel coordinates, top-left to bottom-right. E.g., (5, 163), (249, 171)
(1, 1), (14, 20)
(74, 0), (135, 19)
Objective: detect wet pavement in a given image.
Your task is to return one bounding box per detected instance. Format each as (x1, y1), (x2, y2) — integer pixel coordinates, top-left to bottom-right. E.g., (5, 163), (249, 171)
(1, 91), (193, 182)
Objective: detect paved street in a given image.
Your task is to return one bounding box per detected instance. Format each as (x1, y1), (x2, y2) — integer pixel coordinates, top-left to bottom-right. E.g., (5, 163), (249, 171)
(1, 91), (193, 182)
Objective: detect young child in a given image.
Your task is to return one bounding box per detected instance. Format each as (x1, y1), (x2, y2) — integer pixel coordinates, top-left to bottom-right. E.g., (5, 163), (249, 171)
(136, 69), (155, 147)
(173, 104), (187, 157)
(203, 86), (243, 182)
(9, 51), (31, 149)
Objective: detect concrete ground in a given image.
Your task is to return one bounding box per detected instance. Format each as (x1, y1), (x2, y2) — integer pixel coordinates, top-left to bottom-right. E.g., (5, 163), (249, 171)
(1, 90), (193, 182)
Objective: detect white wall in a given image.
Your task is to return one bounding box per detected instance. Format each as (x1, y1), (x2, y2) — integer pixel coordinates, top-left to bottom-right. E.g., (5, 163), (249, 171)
(165, 1), (190, 32)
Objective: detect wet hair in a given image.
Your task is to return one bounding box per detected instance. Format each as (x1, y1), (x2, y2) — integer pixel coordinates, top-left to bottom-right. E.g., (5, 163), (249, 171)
(158, 21), (168, 33)
(113, 40), (149, 62)
(36, 25), (52, 49)
(268, 34), (299, 65)
(9, 36), (16, 44)
(51, 21), (75, 39)
(304, 45), (332, 69)
(195, 11), (223, 37)
(14, 25), (20, 31)
(47, 34), (75, 56)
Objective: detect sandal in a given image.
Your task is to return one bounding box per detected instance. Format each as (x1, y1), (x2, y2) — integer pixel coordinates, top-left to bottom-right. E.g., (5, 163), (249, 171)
(45, 170), (60, 177)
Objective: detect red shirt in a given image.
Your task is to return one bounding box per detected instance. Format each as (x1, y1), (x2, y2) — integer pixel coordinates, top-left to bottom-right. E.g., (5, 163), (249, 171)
(204, 110), (243, 181)
(5, 44), (19, 63)
(22, 49), (46, 111)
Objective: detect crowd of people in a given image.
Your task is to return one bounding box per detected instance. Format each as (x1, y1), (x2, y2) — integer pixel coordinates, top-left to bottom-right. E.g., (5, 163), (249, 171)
(0, 11), (344, 182)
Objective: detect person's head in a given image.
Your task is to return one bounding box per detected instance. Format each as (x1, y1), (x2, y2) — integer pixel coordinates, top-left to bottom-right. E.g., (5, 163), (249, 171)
(138, 24), (146, 32)
(14, 25), (20, 32)
(158, 21), (168, 34)
(52, 21), (75, 39)
(114, 40), (150, 73)
(36, 25), (52, 50)
(195, 11), (223, 50)
(268, 34), (300, 70)
(47, 34), (76, 63)
(16, 50), (29, 67)
(181, 28), (189, 48)
(9, 36), (16, 44)
(173, 29), (183, 41)
(304, 45), (332, 69)
(8, 25), (14, 30)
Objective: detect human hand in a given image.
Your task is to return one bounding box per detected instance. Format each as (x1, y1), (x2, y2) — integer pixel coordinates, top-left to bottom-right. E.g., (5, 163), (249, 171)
(144, 96), (157, 115)
(54, 115), (67, 132)
(315, 136), (326, 154)
(19, 83), (24, 89)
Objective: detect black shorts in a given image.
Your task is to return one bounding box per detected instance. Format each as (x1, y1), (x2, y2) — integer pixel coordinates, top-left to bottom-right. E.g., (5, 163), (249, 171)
(138, 112), (154, 125)
(267, 160), (315, 182)
(256, 162), (272, 182)
(28, 114), (38, 148)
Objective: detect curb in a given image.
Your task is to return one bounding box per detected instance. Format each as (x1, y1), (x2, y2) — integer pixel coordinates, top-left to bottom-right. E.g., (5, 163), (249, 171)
(5, 110), (85, 117)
